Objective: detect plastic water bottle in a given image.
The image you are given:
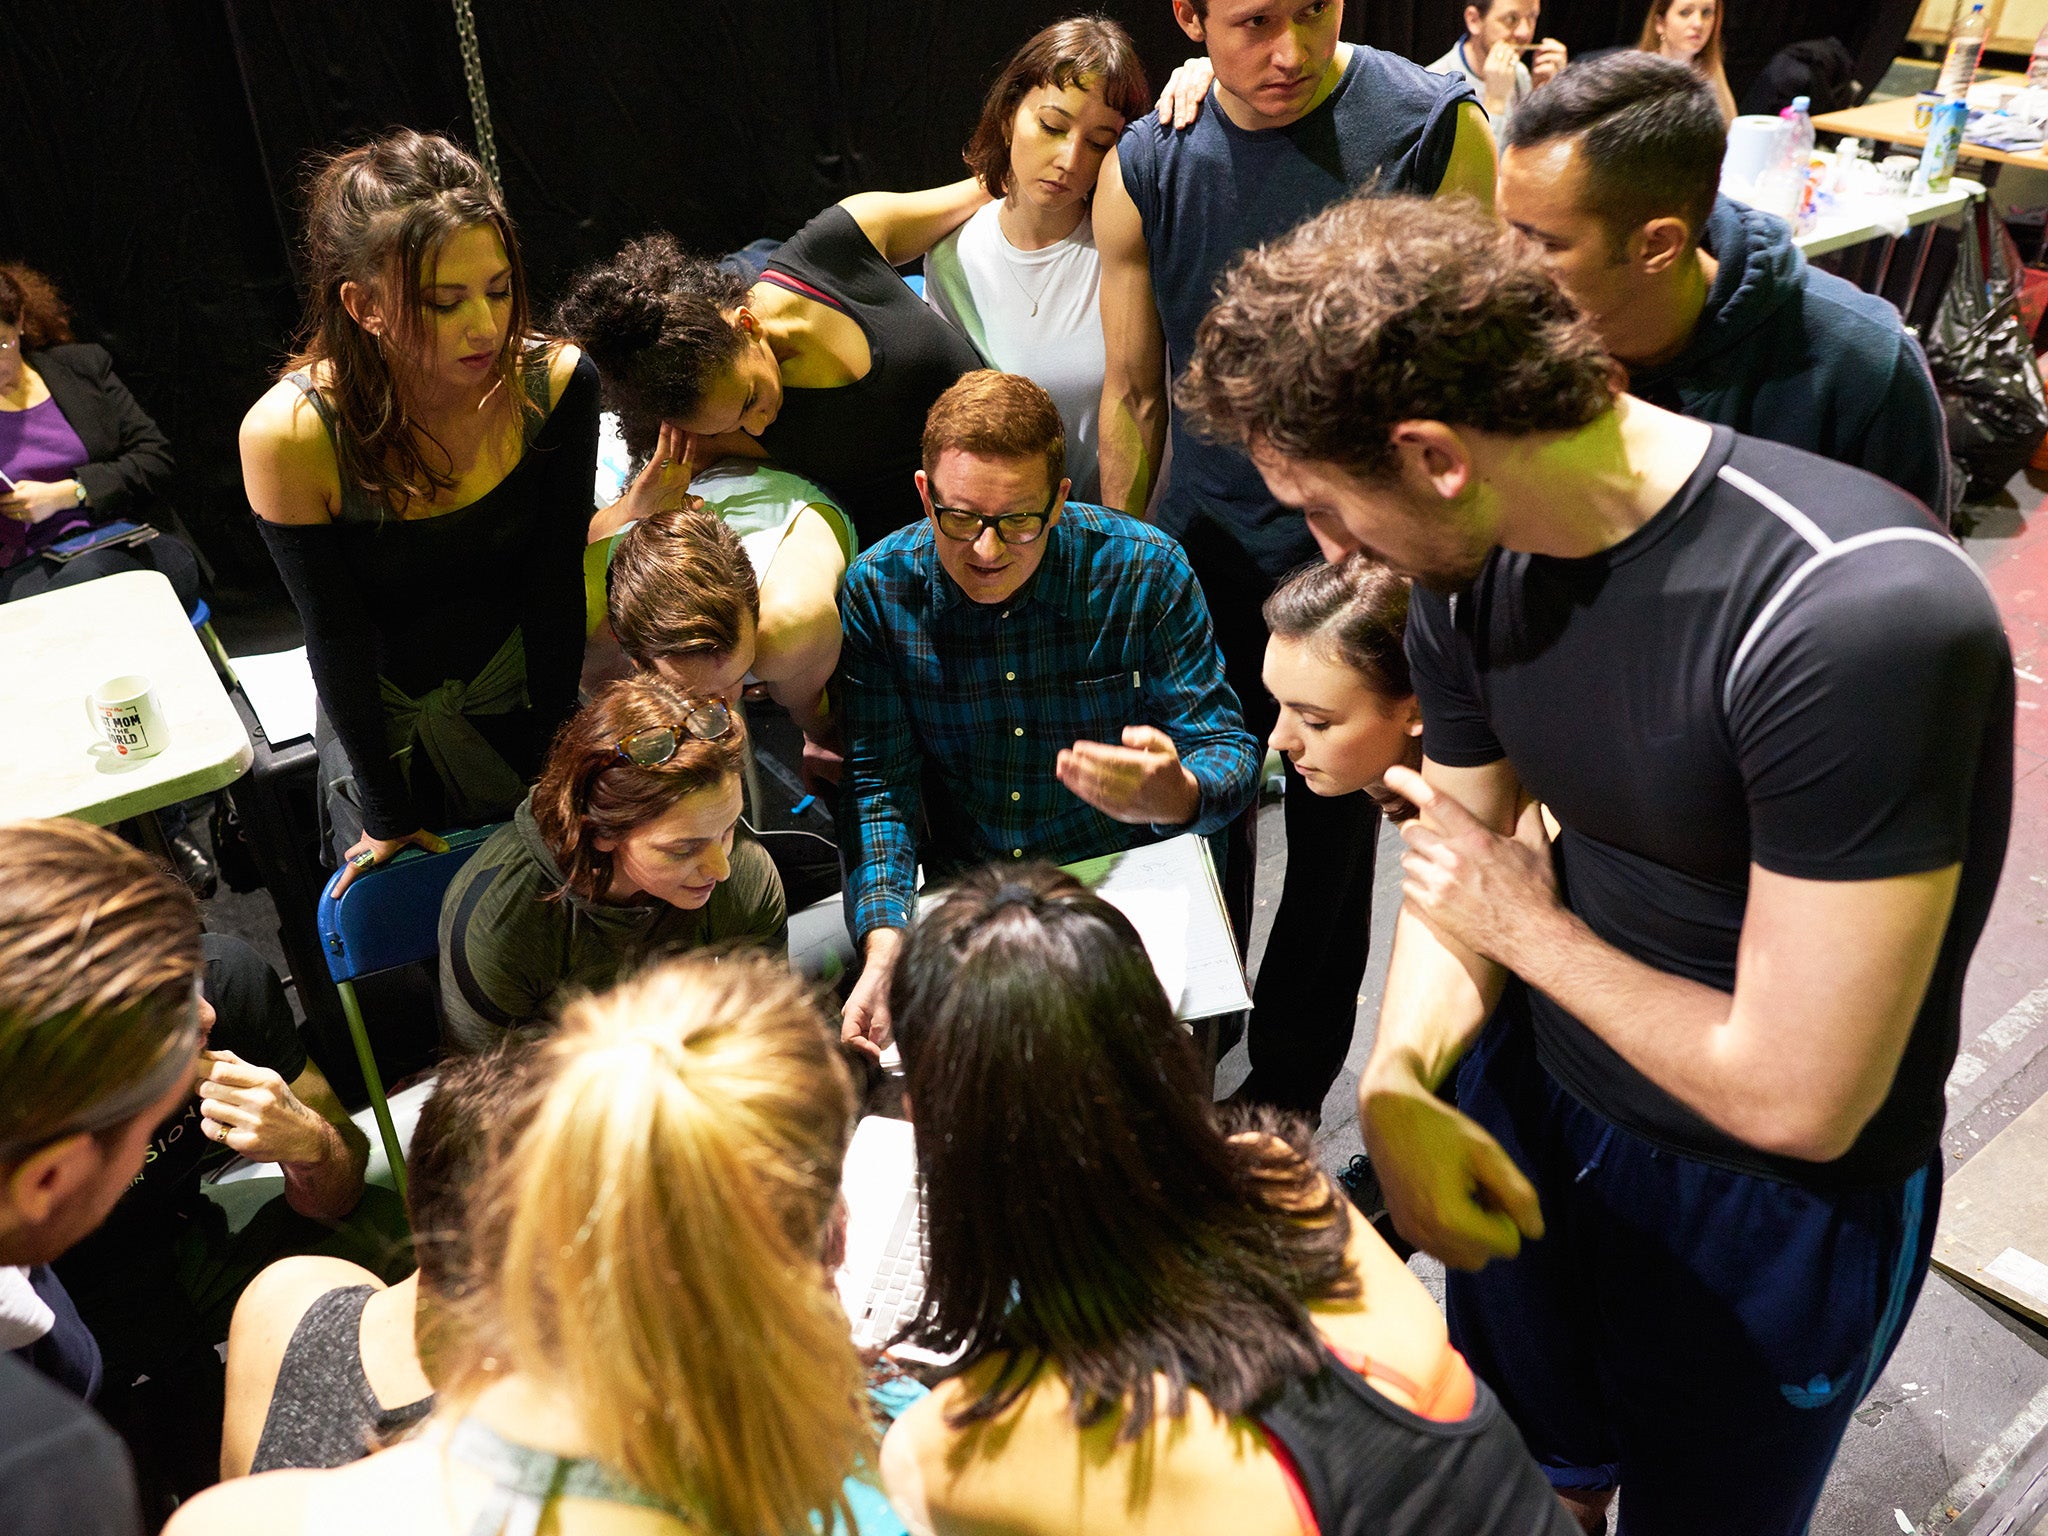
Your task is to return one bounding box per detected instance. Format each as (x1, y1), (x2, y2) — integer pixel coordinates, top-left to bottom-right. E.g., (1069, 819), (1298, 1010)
(1778, 96), (1818, 226)
(2029, 21), (2048, 89)
(1938, 1), (1990, 102)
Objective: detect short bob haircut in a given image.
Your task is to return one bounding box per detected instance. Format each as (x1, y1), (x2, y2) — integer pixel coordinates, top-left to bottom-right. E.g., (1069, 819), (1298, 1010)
(921, 369), (1067, 494)
(963, 17), (1152, 198)
(1177, 192), (1616, 483)
(529, 674), (746, 903)
(890, 862), (1356, 1437)
(607, 506), (760, 669)
(1503, 51), (1726, 249)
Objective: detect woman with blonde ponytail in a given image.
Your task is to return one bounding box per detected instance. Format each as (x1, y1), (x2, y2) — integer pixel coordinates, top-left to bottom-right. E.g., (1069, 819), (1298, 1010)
(168, 952), (876, 1536)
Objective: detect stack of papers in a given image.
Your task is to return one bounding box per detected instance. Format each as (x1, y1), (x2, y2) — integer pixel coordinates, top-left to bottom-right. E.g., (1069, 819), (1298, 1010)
(228, 646), (317, 746)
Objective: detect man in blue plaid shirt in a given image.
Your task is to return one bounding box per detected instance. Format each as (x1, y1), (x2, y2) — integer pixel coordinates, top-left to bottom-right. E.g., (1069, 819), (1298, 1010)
(838, 372), (1259, 1053)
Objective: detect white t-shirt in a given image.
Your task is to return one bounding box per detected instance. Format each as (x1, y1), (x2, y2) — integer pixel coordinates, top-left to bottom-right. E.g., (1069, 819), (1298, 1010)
(923, 202), (1104, 502)
(1427, 38), (1531, 130)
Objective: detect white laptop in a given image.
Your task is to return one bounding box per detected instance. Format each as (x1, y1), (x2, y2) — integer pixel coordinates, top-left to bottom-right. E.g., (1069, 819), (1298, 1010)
(834, 1115), (956, 1366)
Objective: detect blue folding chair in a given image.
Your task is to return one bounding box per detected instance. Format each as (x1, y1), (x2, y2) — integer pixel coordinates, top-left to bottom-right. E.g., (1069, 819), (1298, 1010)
(316, 825), (499, 1196)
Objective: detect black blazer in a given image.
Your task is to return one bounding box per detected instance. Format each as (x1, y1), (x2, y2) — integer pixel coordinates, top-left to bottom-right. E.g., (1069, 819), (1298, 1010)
(25, 343), (173, 520)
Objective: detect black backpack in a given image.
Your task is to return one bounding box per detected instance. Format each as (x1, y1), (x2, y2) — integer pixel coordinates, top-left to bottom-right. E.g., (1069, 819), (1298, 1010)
(1741, 37), (1861, 117)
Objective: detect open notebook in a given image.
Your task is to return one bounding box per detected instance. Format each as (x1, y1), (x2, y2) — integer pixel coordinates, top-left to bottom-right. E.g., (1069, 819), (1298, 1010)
(902, 833), (1249, 1031)
(1064, 833), (1251, 1022)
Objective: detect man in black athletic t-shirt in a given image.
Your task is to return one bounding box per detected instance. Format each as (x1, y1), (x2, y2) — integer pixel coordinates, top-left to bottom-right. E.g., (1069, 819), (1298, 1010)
(1178, 195), (2012, 1534)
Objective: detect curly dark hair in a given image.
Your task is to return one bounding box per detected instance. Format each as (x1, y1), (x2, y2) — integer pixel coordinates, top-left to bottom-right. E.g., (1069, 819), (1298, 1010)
(553, 234), (750, 448)
(1176, 193), (1617, 482)
(0, 264), (75, 349)
(963, 17), (1151, 198)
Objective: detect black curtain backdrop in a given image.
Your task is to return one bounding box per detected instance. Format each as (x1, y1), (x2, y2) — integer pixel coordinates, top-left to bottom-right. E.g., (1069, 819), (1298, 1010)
(1, 0), (1918, 606)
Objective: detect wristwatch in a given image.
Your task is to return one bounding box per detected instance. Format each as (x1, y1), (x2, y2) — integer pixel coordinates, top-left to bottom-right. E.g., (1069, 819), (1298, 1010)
(72, 481), (87, 506)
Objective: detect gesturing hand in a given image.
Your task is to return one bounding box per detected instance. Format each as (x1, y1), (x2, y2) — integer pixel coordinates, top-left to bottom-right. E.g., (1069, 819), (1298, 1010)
(1362, 1051), (1544, 1270)
(198, 1051), (333, 1165)
(841, 930), (901, 1063)
(1382, 765), (1560, 968)
(1530, 37), (1569, 86)
(1056, 726), (1200, 826)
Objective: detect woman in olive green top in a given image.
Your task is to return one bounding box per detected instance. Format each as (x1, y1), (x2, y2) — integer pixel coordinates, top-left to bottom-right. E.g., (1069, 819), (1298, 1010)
(436, 674), (786, 1052)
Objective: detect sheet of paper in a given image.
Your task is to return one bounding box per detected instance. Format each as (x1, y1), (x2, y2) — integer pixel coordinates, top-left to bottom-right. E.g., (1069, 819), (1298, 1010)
(230, 645), (317, 746)
(1066, 834), (1251, 1021)
(912, 835), (1248, 1021)
(1098, 885), (1189, 1015)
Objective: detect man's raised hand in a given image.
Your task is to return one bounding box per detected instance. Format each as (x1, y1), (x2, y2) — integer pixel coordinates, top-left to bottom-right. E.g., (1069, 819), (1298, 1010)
(1056, 726), (1200, 826)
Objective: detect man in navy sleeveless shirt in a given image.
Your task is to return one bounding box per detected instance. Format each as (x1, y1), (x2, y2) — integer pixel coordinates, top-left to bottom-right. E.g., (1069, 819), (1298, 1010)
(1179, 196), (2012, 1534)
(1095, 0), (1492, 1116)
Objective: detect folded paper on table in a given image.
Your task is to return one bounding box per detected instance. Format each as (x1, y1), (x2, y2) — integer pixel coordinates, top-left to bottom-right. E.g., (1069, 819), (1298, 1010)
(230, 645), (317, 746)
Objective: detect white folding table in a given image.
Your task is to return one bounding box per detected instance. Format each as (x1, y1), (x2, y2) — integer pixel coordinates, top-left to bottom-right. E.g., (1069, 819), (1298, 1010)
(0, 569), (252, 825)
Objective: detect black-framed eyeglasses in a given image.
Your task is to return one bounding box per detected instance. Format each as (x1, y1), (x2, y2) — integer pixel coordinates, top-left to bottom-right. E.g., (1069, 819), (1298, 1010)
(614, 696), (737, 765)
(930, 490), (1056, 546)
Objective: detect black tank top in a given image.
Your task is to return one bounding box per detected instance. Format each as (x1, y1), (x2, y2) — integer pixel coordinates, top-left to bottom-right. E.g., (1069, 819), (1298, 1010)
(757, 206), (982, 549)
(249, 1285), (433, 1473)
(1255, 1344), (1579, 1535)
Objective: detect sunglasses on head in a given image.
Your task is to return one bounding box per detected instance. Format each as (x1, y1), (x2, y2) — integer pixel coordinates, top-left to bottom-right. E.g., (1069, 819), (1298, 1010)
(613, 695), (737, 766)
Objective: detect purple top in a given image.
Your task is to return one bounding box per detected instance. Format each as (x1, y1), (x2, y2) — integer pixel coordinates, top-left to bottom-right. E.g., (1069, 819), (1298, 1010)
(0, 396), (91, 568)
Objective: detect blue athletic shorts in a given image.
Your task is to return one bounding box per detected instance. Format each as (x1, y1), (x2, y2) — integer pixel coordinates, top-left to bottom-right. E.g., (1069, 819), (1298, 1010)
(1443, 1006), (1939, 1535)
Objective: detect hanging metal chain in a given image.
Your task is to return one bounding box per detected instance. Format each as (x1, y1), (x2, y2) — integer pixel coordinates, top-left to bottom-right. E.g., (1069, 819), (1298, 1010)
(449, 0), (500, 188)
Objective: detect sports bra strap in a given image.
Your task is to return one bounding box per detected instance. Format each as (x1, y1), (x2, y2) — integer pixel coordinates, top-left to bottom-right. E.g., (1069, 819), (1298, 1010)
(282, 348), (559, 520)
(1320, 1338), (1476, 1423)
(284, 370), (377, 524)
(450, 1416), (699, 1534)
(516, 344), (554, 448)
(757, 268), (851, 315)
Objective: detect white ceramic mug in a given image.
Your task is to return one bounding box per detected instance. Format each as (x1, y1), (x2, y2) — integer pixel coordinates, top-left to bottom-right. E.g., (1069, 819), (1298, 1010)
(85, 674), (168, 760)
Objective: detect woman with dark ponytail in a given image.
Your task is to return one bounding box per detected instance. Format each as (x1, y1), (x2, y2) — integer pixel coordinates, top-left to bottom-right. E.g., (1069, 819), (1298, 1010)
(239, 130), (600, 887)
(878, 863), (1577, 1536)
